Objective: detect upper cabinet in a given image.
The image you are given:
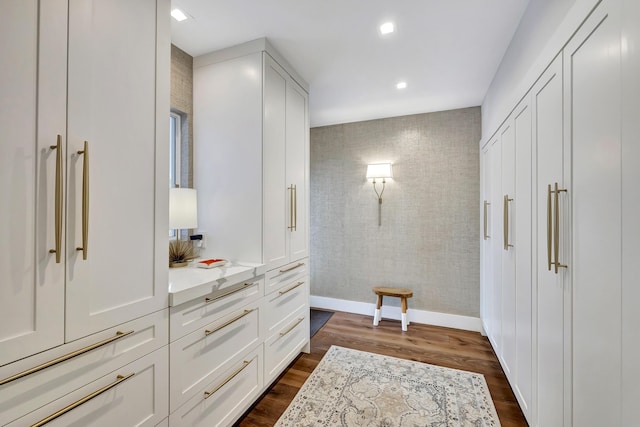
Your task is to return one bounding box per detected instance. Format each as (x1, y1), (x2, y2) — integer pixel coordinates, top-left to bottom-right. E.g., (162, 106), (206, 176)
(193, 39), (310, 272)
(0, 0), (169, 366)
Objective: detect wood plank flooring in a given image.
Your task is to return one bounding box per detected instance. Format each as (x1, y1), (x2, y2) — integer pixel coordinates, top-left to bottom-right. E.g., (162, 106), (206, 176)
(235, 310), (528, 426)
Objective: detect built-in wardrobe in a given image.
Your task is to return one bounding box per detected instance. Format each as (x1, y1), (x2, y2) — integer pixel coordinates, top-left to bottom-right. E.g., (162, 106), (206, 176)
(480, 0), (640, 425)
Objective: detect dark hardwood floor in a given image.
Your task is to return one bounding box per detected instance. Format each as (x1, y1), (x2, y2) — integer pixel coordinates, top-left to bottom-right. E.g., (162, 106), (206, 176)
(236, 310), (528, 426)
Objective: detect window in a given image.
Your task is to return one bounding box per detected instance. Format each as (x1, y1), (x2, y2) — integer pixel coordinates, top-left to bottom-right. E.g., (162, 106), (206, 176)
(170, 111), (182, 189)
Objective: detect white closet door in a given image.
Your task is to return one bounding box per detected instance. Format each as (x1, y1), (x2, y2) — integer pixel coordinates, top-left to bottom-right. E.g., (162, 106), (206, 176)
(533, 54), (568, 427)
(565, 0), (622, 424)
(480, 144), (493, 337)
(488, 136), (502, 352)
(0, 0), (66, 366)
(65, 0), (166, 340)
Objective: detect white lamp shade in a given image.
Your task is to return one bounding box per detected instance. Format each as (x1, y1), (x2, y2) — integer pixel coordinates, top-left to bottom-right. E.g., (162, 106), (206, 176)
(169, 188), (198, 229)
(366, 163), (393, 179)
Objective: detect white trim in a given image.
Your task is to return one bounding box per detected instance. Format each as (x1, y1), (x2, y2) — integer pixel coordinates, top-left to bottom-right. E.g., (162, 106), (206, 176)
(310, 295), (483, 333)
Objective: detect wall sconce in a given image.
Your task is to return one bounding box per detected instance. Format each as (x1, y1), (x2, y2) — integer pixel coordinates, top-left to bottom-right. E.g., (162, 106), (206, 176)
(169, 187), (198, 267)
(366, 163), (393, 226)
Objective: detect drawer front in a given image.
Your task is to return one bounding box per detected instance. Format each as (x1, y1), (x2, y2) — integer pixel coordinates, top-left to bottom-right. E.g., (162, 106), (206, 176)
(169, 346), (263, 427)
(170, 277), (263, 341)
(8, 346), (169, 427)
(265, 259), (308, 295)
(264, 307), (309, 385)
(264, 277), (308, 339)
(170, 301), (261, 412)
(0, 309), (168, 426)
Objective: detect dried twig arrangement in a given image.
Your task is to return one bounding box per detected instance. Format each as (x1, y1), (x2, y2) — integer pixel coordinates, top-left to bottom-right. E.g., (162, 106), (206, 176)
(169, 239), (197, 267)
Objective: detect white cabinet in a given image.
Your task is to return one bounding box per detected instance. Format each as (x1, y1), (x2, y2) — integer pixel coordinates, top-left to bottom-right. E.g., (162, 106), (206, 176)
(564, 1), (622, 424)
(532, 54), (568, 427)
(264, 55), (310, 270)
(65, 0), (169, 340)
(0, 0), (169, 368)
(0, 0), (67, 367)
(193, 39), (310, 273)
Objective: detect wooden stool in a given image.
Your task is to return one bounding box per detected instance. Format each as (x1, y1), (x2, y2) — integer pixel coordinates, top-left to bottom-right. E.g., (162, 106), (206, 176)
(372, 286), (413, 331)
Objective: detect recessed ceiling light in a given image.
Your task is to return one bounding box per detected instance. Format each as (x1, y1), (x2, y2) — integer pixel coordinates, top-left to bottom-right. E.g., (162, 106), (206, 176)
(171, 8), (188, 22)
(396, 81), (407, 89)
(379, 22), (395, 35)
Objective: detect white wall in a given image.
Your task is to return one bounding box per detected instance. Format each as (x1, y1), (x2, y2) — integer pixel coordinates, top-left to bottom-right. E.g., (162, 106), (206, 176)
(482, 0), (602, 142)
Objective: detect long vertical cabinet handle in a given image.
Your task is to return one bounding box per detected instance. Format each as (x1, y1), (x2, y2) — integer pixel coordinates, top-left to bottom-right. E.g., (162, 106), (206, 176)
(547, 184), (553, 271)
(76, 141), (89, 260)
(553, 182), (568, 273)
(49, 135), (63, 263)
(503, 195), (514, 250)
(293, 184), (297, 231)
(483, 201), (490, 239)
(288, 185), (295, 231)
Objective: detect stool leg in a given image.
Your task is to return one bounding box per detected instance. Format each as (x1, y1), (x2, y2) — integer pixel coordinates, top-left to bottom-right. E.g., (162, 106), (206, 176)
(401, 297), (408, 331)
(373, 295), (383, 326)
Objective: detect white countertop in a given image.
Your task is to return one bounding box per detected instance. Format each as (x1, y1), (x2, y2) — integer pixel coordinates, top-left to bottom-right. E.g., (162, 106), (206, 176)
(168, 261), (266, 306)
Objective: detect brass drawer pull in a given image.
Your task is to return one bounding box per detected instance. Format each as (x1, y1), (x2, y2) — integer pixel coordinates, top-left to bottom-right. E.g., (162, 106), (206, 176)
(31, 373), (134, 427)
(279, 262), (304, 273)
(503, 194), (513, 250)
(205, 309), (255, 336)
(48, 135), (63, 263)
(547, 184), (552, 271)
(204, 359), (253, 399)
(279, 281), (304, 296)
(553, 182), (568, 273)
(76, 141), (89, 260)
(205, 282), (254, 303)
(0, 330), (134, 386)
(279, 317), (305, 337)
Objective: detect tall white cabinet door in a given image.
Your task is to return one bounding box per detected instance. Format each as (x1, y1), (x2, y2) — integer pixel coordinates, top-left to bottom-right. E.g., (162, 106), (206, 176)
(532, 54), (569, 427)
(512, 97), (533, 420)
(565, 1), (622, 424)
(286, 80), (309, 262)
(621, 0), (640, 423)
(263, 55), (289, 270)
(65, 0), (167, 340)
(0, 0), (67, 366)
(480, 144), (493, 337)
(500, 121), (515, 380)
(487, 136), (502, 352)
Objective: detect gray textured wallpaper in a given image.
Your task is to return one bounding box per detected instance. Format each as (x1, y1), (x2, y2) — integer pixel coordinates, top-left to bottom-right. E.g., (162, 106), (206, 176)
(310, 107), (481, 317)
(171, 44), (194, 187)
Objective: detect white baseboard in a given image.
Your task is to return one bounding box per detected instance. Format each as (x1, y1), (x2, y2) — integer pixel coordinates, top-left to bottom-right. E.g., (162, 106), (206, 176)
(310, 295), (483, 333)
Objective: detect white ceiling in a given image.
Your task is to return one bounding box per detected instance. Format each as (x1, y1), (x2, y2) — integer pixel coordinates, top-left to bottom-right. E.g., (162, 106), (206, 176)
(170, 0), (530, 127)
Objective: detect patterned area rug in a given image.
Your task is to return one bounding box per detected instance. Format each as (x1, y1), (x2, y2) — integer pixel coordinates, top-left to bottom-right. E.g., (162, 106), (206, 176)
(275, 346), (500, 426)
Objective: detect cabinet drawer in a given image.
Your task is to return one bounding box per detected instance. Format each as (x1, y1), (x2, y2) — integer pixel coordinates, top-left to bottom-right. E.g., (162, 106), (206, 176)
(170, 301), (261, 412)
(170, 277), (263, 341)
(265, 258), (308, 295)
(8, 346), (169, 427)
(169, 346), (262, 427)
(264, 277), (308, 339)
(264, 307), (309, 385)
(0, 309), (168, 426)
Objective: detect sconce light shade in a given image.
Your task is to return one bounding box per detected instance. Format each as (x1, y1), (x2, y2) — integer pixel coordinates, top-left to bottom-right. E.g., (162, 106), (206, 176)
(366, 163), (393, 179)
(169, 188), (198, 229)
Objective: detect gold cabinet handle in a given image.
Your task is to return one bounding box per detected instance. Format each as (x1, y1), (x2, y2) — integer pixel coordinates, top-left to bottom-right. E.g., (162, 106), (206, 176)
(204, 309), (254, 336)
(205, 283), (254, 304)
(553, 182), (568, 273)
(76, 141), (89, 260)
(0, 330), (134, 386)
(279, 262), (304, 273)
(503, 195), (513, 250)
(547, 184), (552, 271)
(288, 185), (295, 231)
(48, 135), (63, 263)
(279, 317), (305, 337)
(204, 359), (252, 399)
(279, 281), (304, 296)
(31, 373), (135, 427)
(293, 184), (297, 231)
(483, 201), (490, 240)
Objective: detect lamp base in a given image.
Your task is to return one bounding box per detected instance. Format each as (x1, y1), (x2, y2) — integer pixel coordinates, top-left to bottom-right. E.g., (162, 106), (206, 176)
(169, 261), (189, 268)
